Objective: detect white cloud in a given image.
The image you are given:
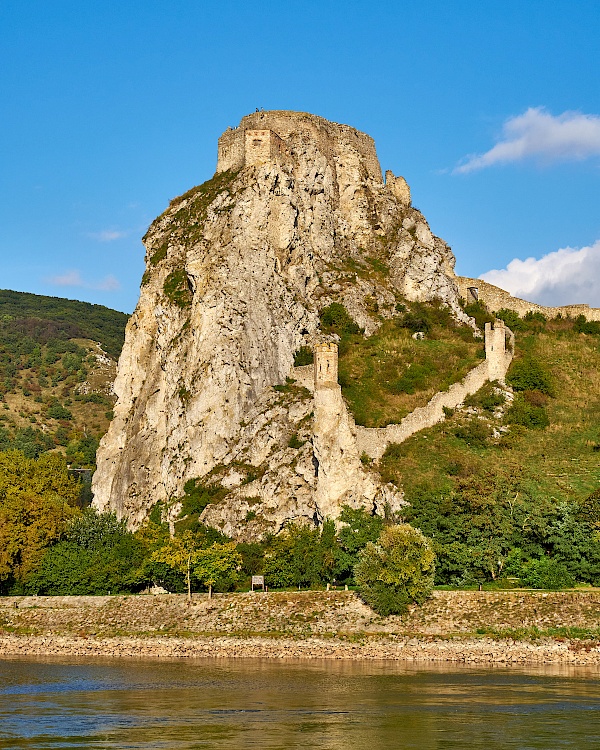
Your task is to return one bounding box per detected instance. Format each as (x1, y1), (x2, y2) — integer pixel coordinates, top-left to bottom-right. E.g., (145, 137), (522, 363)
(47, 269), (121, 292)
(86, 229), (128, 242)
(455, 108), (600, 173)
(49, 270), (85, 287)
(95, 275), (120, 291)
(481, 240), (600, 307)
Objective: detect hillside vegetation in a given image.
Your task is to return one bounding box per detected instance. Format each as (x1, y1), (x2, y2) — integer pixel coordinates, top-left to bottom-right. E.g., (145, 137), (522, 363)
(321, 301), (484, 428)
(0, 290), (128, 469)
(379, 312), (600, 588)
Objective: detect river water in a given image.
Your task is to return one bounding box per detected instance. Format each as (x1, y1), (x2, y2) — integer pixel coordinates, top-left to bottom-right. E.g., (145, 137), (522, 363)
(1, 657), (600, 749)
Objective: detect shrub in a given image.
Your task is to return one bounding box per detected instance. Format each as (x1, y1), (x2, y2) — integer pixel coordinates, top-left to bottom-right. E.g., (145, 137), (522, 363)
(178, 478), (228, 517)
(495, 308), (525, 331)
(287, 432), (305, 449)
(462, 300), (495, 330)
(319, 303), (361, 335)
(464, 382), (506, 412)
(354, 524), (435, 615)
(576, 489), (600, 528)
(163, 269), (192, 308)
(574, 314), (600, 335)
(398, 311), (431, 334)
(506, 358), (553, 396)
(523, 389), (548, 407)
(453, 417), (491, 447)
(46, 401), (73, 420)
(293, 346), (313, 366)
(521, 557), (575, 590)
(149, 244), (168, 266)
(506, 394), (549, 429)
(523, 310), (547, 325)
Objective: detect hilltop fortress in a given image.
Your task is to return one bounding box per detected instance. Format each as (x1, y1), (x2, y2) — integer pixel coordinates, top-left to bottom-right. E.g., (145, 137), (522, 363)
(92, 110), (599, 536)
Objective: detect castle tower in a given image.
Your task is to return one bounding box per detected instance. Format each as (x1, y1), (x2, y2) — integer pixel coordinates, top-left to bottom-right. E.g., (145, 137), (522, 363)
(314, 342), (338, 386)
(217, 126), (286, 172)
(485, 319), (507, 380)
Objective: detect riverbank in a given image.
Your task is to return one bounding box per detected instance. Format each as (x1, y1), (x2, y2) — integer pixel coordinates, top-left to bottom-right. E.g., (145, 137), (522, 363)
(2, 590), (600, 664)
(3, 633), (600, 665)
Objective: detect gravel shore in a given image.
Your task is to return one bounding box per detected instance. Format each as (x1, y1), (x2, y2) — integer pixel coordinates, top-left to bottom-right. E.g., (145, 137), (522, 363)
(2, 633), (600, 665)
(2, 590), (600, 665)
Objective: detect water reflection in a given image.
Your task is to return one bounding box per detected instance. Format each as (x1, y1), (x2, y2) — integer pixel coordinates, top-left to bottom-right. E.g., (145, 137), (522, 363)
(1, 657), (600, 749)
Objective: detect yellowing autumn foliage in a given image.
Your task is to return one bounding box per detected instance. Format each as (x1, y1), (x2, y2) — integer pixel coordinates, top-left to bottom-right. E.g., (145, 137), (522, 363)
(0, 450), (79, 588)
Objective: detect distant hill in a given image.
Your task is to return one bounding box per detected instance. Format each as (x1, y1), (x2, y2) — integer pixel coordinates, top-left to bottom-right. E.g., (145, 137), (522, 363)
(0, 289), (128, 359)
(0, 290), (129, 469)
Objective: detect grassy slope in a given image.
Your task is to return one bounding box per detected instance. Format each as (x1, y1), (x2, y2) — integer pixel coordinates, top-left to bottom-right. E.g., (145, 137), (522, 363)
(380, 320), (600, 511)
(338, 311), (484, 428)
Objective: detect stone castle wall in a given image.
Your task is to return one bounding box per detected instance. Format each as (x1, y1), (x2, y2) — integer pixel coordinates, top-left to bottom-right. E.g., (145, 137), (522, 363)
(295, 323), (512, 464)
(457, 276), (600, 322)
(353, 323), (512, 461)
(216, 110), (382, 183)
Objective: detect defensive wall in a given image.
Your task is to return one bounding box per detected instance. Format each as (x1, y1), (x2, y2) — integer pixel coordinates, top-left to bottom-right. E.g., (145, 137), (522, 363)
(292, 320), (513, 463)
(457, 276), (600, 322)
(217, 109), (382, 183)
(355, 319), (512, 460)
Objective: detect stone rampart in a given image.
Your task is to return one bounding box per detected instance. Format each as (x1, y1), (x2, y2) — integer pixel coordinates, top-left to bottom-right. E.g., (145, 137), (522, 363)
(354, 328), (512, 460)
(457, 276), (600, 322)
(291, 364), (314, 391)
(216, 110), (382, 183)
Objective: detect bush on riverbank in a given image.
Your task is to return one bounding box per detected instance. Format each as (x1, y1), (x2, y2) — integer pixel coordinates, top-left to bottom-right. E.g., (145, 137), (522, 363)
(354, 524), (435, 615)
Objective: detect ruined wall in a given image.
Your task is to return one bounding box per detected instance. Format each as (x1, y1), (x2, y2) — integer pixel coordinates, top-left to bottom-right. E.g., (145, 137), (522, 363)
(457, 276), (600, 322)
(354, 325), (513, 461)
(216, 110), (382, 183)
(216, 127), (246, 173)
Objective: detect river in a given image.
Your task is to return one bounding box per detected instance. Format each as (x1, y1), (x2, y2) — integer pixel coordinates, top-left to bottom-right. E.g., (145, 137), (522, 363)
(1, 657), (600, 748)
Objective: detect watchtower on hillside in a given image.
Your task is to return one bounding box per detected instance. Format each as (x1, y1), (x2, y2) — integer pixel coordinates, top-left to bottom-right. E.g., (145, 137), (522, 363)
(485, 319), (512, 380)
(314, 342), (338, 386)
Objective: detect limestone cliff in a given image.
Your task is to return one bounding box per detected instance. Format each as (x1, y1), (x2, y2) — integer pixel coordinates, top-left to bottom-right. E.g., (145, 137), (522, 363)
(92, 110), (465, 535)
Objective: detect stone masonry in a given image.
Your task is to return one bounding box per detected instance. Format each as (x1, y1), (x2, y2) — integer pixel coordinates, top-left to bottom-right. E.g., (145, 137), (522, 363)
(457, 276), (600, 322)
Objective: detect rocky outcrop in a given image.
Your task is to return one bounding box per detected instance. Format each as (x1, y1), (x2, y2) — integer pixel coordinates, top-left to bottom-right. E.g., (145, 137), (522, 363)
(92, 111), (467, 535)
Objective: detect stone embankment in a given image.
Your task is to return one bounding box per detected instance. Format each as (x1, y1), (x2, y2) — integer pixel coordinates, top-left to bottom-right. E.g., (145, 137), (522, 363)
(3, 590), (600, 664)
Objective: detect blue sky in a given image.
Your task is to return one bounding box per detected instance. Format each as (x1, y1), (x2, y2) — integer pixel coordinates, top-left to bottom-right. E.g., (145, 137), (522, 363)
(1, 1), (599, 313)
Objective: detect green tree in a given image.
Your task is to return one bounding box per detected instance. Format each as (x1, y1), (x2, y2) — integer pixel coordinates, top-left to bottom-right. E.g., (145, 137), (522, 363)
(25, 508), (148, 595)
(262, 522), (340, 589)
(354, 524), (435, 616)
(151, 530), (201, 601)
(335, 506), (384, 581)
(0, 450), (79, 591)
(193, 542), (242, 598)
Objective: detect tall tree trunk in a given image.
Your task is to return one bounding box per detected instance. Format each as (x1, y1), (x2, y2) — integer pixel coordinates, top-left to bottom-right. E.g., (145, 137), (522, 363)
(208, 583), (212, 599)
(187, 554), (191, 602)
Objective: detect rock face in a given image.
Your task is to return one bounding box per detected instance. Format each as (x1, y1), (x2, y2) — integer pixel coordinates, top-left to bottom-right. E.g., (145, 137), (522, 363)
(92, 110), (465, 535)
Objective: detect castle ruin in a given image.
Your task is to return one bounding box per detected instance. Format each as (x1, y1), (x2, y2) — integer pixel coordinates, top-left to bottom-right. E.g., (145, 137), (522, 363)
(215, 110), (383, 182)
(457, 276), (600, 323)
